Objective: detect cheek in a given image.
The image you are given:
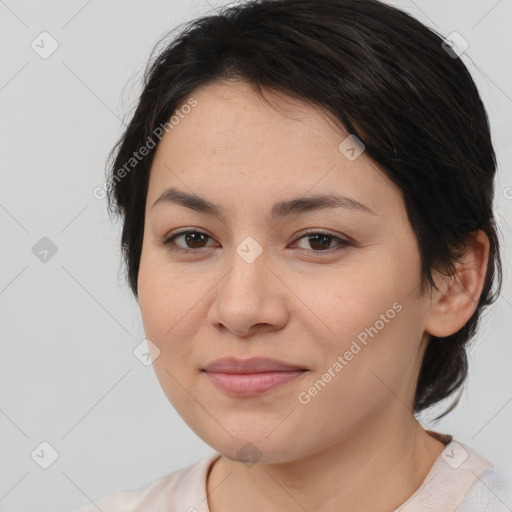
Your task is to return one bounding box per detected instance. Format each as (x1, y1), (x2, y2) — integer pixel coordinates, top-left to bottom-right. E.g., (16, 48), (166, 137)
(316, 264), (400, 343)
(138, 245), (193, 331)
(296, 299), (422, 443)
(312, 255), (423, 389)
(137, 248), (211, 376)
(137, 256), (201, 411)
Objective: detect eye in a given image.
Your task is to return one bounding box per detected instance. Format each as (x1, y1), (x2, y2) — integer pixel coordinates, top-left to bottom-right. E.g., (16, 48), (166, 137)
(160, 229), (216, 254)
(292, 230), (351, 254)
(159, 229), (352, 255)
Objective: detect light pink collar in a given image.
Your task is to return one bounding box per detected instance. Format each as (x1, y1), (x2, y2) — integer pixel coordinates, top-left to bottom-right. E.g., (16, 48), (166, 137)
(172, 433), (493, 512)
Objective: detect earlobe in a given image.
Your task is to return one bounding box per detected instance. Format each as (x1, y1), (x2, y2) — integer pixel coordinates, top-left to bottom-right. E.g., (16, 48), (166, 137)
(424, 230), (490, 338)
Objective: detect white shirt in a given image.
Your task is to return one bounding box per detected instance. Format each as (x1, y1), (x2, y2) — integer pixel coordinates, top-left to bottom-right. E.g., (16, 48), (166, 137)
(71, 431), (512, 511)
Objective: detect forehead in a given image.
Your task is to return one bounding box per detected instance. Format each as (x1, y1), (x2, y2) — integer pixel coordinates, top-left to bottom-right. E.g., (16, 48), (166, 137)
(147, 80), (402, 218)
(175, 80), (345, 153)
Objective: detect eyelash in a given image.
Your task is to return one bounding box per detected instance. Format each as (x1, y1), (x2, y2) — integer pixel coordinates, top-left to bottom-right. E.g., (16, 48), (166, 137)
(159, 228), (352, 256)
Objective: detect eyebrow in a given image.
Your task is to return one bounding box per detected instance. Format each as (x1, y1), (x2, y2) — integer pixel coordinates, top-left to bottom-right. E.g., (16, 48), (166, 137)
(151, 187), (377, 219)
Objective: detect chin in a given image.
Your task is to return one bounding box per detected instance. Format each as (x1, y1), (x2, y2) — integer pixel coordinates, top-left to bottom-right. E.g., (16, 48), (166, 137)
(201, 431), (304, 466)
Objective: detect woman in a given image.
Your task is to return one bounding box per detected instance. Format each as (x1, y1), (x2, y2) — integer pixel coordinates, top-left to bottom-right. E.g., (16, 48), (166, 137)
(75, 0), (511, 510)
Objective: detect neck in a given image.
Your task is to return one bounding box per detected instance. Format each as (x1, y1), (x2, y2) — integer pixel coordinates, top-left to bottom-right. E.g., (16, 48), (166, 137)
(206, 412), (446, 512)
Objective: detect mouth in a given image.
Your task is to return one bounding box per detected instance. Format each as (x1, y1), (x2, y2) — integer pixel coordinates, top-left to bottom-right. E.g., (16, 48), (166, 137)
(202, 357), (308, 396)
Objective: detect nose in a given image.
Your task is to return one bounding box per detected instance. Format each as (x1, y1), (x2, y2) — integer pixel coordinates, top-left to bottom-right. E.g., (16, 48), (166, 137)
(207, 241), (289, 338)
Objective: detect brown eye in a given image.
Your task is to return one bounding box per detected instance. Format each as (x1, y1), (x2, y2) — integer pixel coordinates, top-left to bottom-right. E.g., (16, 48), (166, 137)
(293, 231), (351, 253)
(161, 230), (216, 254)
(160, 229), (351, 256)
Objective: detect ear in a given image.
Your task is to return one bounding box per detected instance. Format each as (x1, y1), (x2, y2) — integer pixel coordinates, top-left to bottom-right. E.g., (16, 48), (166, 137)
(424, 230), (490, 338)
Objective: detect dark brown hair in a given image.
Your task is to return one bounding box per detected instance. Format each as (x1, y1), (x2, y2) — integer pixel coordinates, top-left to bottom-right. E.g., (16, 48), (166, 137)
(104, 0), (503, 420)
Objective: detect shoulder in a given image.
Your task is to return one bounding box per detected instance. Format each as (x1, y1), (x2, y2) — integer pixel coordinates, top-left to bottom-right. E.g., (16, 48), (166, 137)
(456, 467), (512, 512)
(68, 452), (219, 512)
(396, 433), (512, 512)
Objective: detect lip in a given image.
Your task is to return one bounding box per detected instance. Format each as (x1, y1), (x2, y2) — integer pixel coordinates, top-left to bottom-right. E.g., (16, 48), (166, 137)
(203, 357), (307, 373)
(202, 357), (308, 396)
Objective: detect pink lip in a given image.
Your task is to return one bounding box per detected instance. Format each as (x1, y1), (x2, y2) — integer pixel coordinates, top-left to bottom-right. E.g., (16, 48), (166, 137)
(205, 370), (306, 396)
(203, 356), (307, 373)
(203, 357), (308, 396)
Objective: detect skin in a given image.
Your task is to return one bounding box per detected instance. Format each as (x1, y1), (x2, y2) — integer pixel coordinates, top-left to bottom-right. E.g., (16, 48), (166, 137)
(137, 79), (490, 512)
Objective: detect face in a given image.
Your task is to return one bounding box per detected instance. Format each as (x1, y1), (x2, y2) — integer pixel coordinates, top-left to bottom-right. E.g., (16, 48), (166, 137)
(138, 80), (434, 464)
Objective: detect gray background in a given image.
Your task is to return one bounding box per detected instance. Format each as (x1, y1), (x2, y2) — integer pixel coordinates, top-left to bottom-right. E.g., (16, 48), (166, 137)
(0, 0), (511, 510)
